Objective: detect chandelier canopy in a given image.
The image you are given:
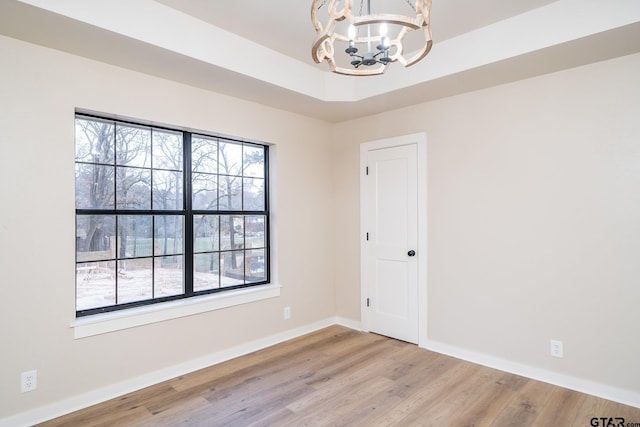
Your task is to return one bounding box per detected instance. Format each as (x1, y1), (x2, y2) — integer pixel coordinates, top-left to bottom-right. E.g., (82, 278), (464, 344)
(311, 0), (433, 76)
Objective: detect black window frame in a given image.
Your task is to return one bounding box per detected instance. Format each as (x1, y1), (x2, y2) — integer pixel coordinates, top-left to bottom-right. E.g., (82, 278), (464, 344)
(74, 113), (270, 317)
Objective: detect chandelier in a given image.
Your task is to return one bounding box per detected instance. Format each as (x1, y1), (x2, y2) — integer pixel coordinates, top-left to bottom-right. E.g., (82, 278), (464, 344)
(311, 0), (433, 76)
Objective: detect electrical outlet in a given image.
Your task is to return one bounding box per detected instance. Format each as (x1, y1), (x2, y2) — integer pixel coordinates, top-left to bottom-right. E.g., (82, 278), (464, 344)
(21, 370), (37, 393)
(550, 340), (563, 358)
(283, 306), (291, 320)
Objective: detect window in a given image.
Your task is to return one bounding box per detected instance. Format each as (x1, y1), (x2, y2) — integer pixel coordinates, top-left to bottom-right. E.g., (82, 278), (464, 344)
(74, 114), (269, 317)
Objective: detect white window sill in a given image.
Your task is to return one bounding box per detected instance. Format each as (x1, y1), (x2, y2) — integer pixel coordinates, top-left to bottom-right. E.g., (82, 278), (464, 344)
(71, 284), (281, 339)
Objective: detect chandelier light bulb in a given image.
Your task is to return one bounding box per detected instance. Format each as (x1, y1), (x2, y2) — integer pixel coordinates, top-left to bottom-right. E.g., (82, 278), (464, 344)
(348, 24), (357, 41)
(382, 35), (390, 49)
(379, 22), (388, 37)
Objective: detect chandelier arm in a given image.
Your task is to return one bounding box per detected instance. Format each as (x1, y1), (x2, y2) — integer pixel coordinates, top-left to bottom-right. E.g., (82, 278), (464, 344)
(396, 26), (410, 39)
(310, 0), (325, 32)
(403, 39), (432, 67)
(328, 0), (351, 21)
(311, 34), (330, 63)
(353, 14), (421, 30)
(311, 15), (339, 63)
(416, 0), (432, 23)
(334, 65), (386, 76)
(386, 26), (408, 62)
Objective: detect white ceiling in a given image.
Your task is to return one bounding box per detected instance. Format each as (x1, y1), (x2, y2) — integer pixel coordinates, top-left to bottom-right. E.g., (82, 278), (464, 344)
(154, 0), (558, 64)
(1, 0), (639, 122)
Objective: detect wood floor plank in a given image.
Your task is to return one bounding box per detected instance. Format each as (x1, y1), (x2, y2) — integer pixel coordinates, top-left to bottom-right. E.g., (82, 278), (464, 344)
(132, 396), (212, 427)
(489, 378), (556, 427)
(325, 352), (461, 426)
(534, 386), (587, 426)
(285, 357), (391, 414)
(577, 398), (640, 427)
(413, 365), (510, 427)
(291, 375), (398, 426)
(244, 407), (300, 427)
(356, 354), (461, 425)
(570, 394), (622, 427)
(615, 401), (640, 427)
(167, 325), (341, 395)
(388, 361), (485, 425)
(168, 325), (350, 393)
(301, 334), (395, 388)
(452, 370), (529, 427)
(40, 404), (152, 427)
(38, 326), (640, 427)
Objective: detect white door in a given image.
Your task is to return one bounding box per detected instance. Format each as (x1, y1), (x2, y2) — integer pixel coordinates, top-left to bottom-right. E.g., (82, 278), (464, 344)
(363, 141), (419, 343)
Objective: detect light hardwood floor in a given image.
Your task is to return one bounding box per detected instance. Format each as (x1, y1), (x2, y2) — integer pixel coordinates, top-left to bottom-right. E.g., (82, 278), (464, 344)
(39, 326), (640, 426)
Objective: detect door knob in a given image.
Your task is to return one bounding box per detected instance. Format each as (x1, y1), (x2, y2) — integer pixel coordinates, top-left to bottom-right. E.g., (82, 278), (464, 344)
(407, 250), (416, 257)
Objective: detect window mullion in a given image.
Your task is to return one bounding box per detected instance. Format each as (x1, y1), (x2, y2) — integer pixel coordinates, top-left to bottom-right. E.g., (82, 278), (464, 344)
(151, 215), (156, 299)
(115, 215), (120, 305)
(184, 131), (194, 296)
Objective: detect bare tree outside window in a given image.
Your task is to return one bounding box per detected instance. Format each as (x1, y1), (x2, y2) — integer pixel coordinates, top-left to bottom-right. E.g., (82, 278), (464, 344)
(75, 114), (268, 316)
(192, 138), (267, 289)
(76, 117), (185, 312)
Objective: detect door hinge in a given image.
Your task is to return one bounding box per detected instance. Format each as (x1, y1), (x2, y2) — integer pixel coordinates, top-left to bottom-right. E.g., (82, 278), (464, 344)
(366, 298), (370, 307)
(366, 232), (369, 241)
(365, 166), (369, 175)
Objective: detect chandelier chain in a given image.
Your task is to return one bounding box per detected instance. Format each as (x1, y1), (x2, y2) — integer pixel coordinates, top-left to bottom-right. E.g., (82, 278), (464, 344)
(404, 0), (417, 12)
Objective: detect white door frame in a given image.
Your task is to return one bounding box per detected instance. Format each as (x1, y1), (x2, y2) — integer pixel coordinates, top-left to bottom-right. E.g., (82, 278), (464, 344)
(360, 133), (428, 348)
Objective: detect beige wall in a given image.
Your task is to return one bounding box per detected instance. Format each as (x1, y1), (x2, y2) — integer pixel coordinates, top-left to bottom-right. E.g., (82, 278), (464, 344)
(0, 35), (335, 418)
(2, 32), (639, 421)
(332, 53), (640, 393)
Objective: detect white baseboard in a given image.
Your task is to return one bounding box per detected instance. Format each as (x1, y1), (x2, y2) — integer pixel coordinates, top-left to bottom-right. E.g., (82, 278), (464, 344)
(425, 339), (640, 410)
(4, 320), (637, 427)
(334, 316), (362, 331)
(0, 317), (339, 427)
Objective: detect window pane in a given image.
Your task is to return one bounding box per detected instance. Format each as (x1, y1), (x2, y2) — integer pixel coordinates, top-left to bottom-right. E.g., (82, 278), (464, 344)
(192, 173), (217, 210)
(194, 253), (220, 291)
(218, 175), (242, 210)
(245, 249), (266, 283)
(243, 177), (265, 211)
(76, 261), (116, 311)
(220, 251), (244, 287)
(153, 130), (183, 171)
(194, 215), (219, 253)
(75, 114), (269, 315)
(155, 256), (184, 297)
(220, 216), (244, 251)
(243, 145), (265, 178)
(154, 215), (184, 256)
(116, 125), (151, 168)
(218, 141), (242, 176)
(152, 170), (183, 210)
(116, 167), (151, 209)
(75, 164), (114, 209)
(76, 215), (115, 262)
(245, 216), (265, 249)
(117, 258), (153, 304)
(192, 137), (217, 174)
(117, 215), (152, 258)
(75, 118), (114, 164)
